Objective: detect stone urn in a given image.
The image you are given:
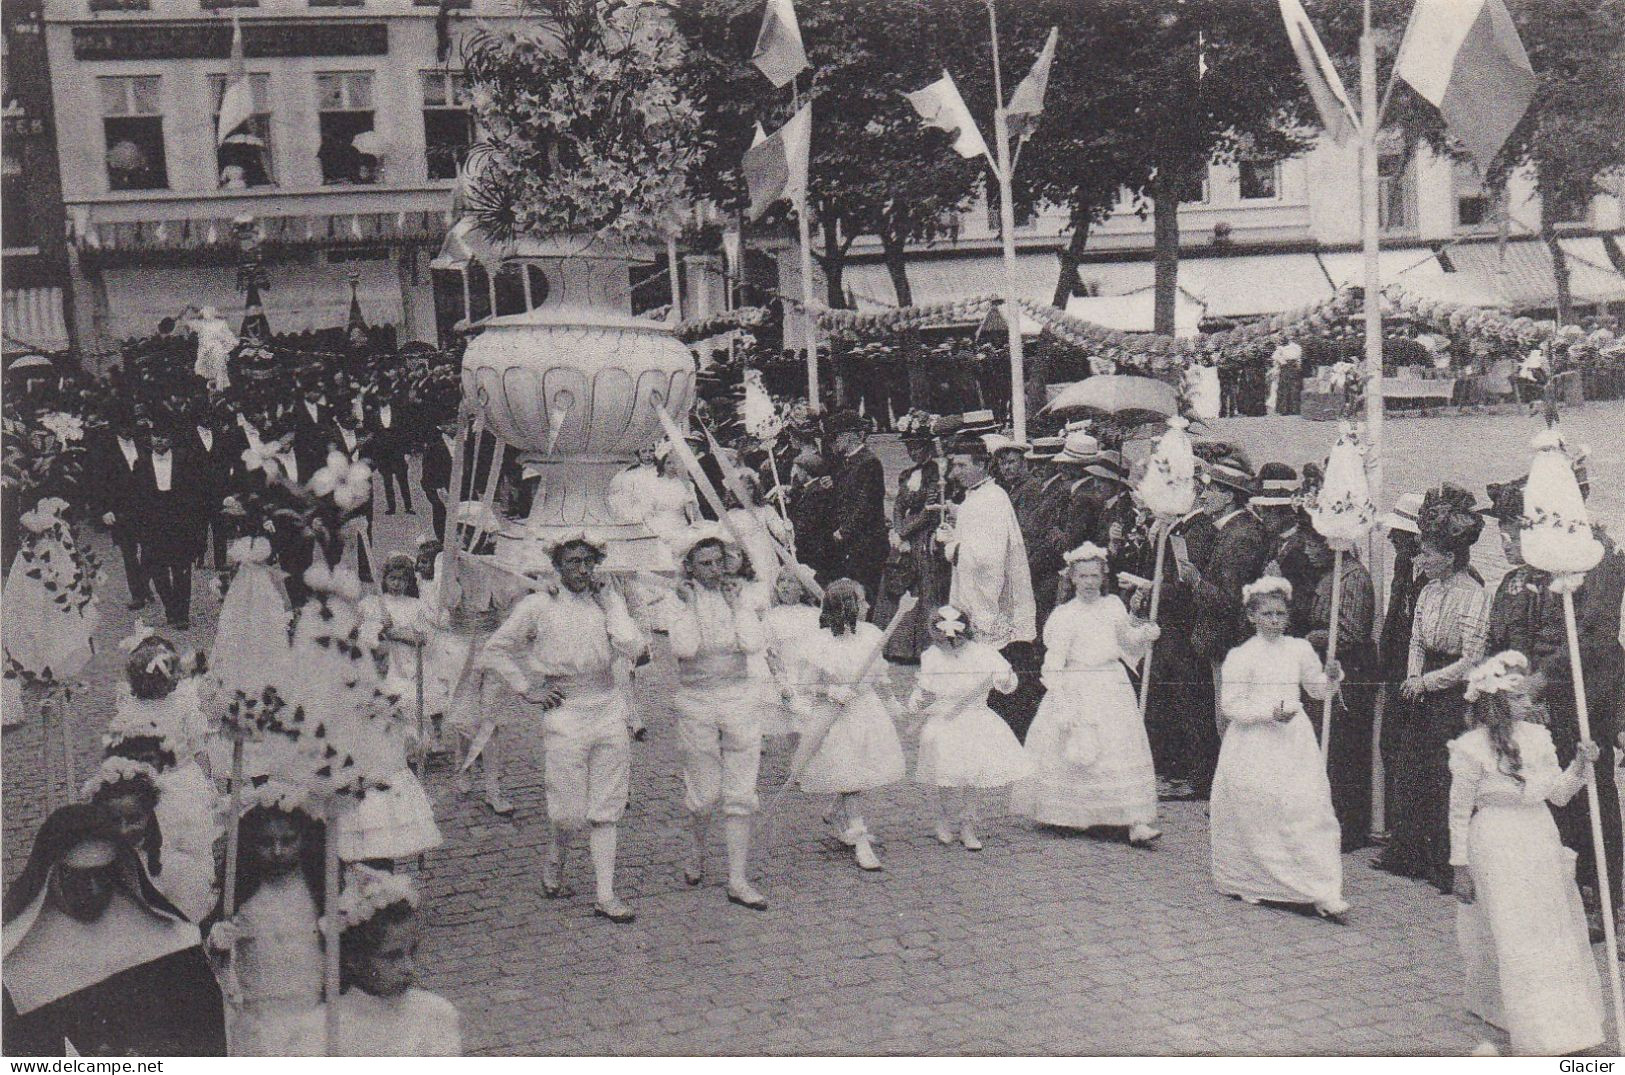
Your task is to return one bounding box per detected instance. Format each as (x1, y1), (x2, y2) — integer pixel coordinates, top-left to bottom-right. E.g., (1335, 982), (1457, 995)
(461, 245), (695, 572)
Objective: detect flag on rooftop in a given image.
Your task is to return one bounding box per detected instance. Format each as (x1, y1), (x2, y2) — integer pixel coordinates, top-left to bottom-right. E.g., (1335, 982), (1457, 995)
(1393, 0), (1535, 168)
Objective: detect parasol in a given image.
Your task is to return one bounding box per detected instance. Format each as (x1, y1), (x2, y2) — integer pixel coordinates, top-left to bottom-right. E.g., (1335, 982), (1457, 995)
(1042, 375), (1179, 428)
(351, 130), (388, 157)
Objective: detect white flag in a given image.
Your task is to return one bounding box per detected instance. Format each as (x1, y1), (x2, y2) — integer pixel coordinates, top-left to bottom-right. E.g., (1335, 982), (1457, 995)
(1006, 27), (1058, 144)
(1277, 0), (1357, 144)
(215, 16), (254, 147)
(903, 71), (991, 165)
(751, 0), (809, 88)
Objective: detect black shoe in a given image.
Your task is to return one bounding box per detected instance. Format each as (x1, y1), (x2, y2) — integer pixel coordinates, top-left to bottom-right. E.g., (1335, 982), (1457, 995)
(128, 598), (149, 610)
(384, 507), (397, 516)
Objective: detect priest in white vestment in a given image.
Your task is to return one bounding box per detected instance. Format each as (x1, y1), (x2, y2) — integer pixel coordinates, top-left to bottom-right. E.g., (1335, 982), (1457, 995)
(939, 441), (1037, 651)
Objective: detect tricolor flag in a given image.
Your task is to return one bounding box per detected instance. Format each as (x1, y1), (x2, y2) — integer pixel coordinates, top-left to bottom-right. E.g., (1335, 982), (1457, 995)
(903, 71), (991, 166)
(751, 0), (809, 89)
(1005, 26), (1058, 145)
(742, 103), (811, 221)
(215, 15), (255, 147)
(1277, 0), (1357, 145)
(1393, 0), (1535, 168)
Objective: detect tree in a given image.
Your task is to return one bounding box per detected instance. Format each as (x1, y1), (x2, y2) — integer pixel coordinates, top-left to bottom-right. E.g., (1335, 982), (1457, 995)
(672, 1), (986, 337)
(460, 0), (709, 242)
(1493, 0), (1625, 324)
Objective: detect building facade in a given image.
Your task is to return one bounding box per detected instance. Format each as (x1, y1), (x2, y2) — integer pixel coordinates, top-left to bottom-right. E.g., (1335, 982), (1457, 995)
(762, 136), (1624, 348)
(41, 0), (526, 363)
(4, 0), (75, 357)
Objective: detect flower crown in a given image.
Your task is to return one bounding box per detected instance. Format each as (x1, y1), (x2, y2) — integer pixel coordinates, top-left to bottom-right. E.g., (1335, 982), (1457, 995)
(303, 562), (363, 603)
(933, 605), (968, 639)
(1063, 542), (1109, 565)
(82, 756), (159, 799)
(1242, 576), (1293, 603)
(331, 864), (418, 931)
(1464, 651), (1530, 703)
(239, 779), (312, 818)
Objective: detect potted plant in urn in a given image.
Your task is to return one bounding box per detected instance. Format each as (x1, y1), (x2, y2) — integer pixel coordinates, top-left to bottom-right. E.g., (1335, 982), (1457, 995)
(455, 0), (711, 569)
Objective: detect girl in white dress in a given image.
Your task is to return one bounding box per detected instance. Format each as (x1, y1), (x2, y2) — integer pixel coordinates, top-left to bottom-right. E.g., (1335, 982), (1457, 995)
(645, 451), (700, 553)
(1212, 577), (1348, 920)
(285, 566), (441, 864)
(798, 579), (906, 871)
(1012, 544), (1162, 845)
(360, 555), (434, 715)
(909, 605), (1030, 850)
(293, 867), (462, 1055)
(104, 631), (222, 920)
(1449, 651), (1603, 1056)
(759, 565), (821, 738)
(205, 785), (326, 1056)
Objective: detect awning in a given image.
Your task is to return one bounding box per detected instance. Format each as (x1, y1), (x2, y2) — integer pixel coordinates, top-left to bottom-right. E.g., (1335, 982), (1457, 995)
(1392, 272), (1507, 308)
(1558, 237), (1625, 306)
(1174, 253), (1334, 318)
(1065, 288), (1204, 337)
(842, 252), (1060, 312)
(3, 287), (70, 352)
(1439, 238), (1625, 311)
(1315, 248), (1446, 290)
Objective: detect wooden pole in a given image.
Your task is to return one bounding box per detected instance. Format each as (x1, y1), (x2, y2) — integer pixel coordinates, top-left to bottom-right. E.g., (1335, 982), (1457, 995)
(57, 690), (75, 808)
(323, 799), (342, 1056)
(218, 738), (246, 1003)
(1319, 548), (1344, 763)
(1561, 589), (1625, 1046)
(986, 0), (1027, 442)
(1136, 528), (1169, 715)
(796, 189), (819, 406)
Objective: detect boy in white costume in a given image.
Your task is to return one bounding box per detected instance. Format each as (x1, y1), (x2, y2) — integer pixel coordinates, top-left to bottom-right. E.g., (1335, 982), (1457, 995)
(479, 534), (646, 923)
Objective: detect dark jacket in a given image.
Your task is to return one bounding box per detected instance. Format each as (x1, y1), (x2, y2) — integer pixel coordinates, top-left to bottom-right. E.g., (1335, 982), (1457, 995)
(1190, 508), (1270, 663)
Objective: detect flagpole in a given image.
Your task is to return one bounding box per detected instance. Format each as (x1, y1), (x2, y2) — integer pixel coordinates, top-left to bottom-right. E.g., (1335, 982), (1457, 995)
(1359, 0), (1389, 840)
(986, 0), (1027, 443)
(1359, 0), (1383, 519)
(798, 199), (819, 407)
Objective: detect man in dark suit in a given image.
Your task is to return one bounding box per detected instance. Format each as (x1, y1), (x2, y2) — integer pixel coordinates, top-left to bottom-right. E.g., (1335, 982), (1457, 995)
(1143, 504), (1219, 797)
(189, 396), (245, 572)
(134, 418), (207, 629)
(420, 416), (457, 542)
(365, 370), (414, 515)
(822, 411), (888, 608)
(292, 376), (332, 482)
(91, 411), (155, 610)
(1182, 460), (1271, 733)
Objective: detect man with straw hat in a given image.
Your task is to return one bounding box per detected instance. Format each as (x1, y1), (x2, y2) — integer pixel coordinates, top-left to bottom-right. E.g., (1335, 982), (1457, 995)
(1182, 458), (1269, 777)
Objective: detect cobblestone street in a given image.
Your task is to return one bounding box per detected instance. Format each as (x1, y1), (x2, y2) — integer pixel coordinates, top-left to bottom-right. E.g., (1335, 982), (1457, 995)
(4, 404), (1622, 1055)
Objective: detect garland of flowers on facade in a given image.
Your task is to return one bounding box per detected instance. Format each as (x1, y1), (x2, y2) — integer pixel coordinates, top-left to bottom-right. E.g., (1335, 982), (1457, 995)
(1386, 287), (1625, 360)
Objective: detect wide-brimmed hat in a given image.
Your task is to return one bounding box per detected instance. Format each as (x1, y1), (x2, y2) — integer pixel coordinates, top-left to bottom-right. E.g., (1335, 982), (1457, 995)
(1252, 462), (1300, 507)
(822, 409), (867, 436)
(1084, 450), (1130, 485)
(1051, 431), (1102, 466)
(1483, 478), (1526, 524)
(983, 433), (1033, 456)
(1202, 459), (1257, 498)
(1381, 492), (1424, 534)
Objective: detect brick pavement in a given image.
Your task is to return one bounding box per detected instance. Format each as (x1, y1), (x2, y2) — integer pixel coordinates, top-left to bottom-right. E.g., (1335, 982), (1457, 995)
(4, 403), (1623, 1055)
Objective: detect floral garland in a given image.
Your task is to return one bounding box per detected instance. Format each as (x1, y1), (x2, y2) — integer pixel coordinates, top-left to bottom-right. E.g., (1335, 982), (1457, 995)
(1387, 287), (1625, 356)
(675, 306), (770, 344)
